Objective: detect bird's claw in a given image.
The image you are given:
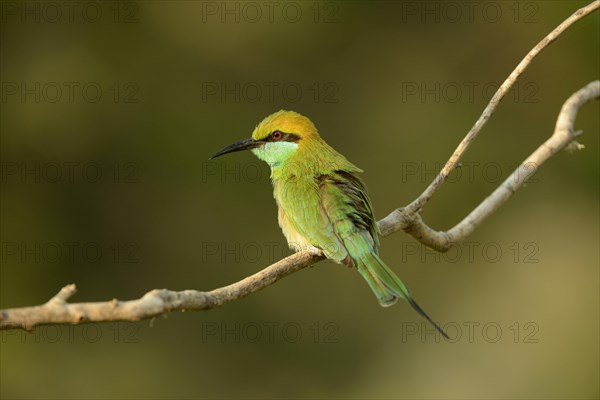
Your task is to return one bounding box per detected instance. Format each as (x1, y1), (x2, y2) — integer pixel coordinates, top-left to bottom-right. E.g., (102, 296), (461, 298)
(307, 246), (323, 256)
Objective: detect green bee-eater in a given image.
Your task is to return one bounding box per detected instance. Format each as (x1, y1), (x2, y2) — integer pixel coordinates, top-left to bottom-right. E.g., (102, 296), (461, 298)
(211, 110), (448, 338)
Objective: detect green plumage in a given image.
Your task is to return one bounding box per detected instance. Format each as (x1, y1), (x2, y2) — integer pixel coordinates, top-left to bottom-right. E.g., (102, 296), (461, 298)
(211, 110), (448, 338)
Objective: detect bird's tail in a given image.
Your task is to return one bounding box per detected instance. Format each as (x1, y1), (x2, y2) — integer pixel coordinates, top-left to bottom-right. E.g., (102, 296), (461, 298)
(356, 253), (449, 339)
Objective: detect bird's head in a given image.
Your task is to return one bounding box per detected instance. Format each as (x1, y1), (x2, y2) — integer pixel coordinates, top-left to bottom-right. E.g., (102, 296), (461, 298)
(210, 110), (320, 167)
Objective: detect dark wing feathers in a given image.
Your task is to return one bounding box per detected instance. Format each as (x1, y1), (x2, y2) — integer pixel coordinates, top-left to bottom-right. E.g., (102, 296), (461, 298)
(316, 170), (380, 251)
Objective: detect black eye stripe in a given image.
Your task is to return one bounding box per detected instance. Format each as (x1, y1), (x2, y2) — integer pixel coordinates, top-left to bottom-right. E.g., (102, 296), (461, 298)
(262, 131), (301, 143)
(281, 132), (301, 142)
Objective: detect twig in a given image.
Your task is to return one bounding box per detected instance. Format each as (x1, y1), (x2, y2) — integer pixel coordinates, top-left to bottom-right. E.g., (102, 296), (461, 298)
(381, 81), (599, 251)
(403, 0), (599, 215)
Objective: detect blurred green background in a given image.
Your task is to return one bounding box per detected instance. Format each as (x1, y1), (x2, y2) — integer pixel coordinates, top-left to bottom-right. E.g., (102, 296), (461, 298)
(1, 1), (598, 399)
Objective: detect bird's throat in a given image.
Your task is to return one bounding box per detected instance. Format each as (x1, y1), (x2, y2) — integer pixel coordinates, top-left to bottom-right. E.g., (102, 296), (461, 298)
(251, 142), (299, 168)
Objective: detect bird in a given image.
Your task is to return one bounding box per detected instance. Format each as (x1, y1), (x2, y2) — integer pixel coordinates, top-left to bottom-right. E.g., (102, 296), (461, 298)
(210, 110), (448, 338)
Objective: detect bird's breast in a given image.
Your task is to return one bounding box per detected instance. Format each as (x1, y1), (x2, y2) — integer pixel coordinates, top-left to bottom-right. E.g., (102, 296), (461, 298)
(272, 175), (321, 252)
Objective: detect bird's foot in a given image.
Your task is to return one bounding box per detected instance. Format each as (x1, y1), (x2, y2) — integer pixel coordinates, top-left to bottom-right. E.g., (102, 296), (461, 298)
(306, 245), (323, 256)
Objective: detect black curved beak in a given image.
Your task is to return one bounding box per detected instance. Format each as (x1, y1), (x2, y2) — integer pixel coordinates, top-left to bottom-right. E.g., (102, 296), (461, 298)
(209, 138), (261, 160)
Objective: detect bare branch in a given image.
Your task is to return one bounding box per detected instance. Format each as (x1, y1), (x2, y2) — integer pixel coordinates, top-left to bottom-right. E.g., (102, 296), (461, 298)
(1, 3), (598, 330)
(382, 81), (600, 251)
(0, 251), (324, 330)
(403, 0), (599, 215)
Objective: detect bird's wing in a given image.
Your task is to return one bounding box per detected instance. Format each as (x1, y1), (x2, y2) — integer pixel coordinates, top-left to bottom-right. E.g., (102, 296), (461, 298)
(317, 171), (405, 307)
(313, 170), (380, 262)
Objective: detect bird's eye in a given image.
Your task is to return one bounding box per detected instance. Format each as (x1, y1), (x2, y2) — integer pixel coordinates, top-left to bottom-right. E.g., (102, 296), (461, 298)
(272, 130), (283, 141)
